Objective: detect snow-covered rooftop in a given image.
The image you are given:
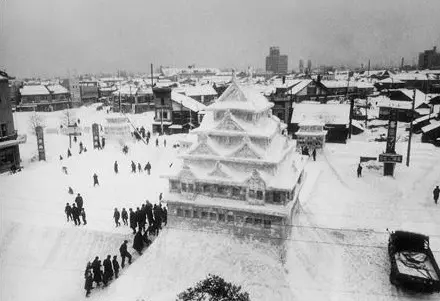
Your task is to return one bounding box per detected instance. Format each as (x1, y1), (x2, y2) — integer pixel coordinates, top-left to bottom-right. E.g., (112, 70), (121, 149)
(183, 85), (217, 97)
(421, 120), (440, 133)
(46, 84), (69, 94)
(291, 103), (350, 124)
(20, 85), (50, 96)
(171, 91), (206, 112)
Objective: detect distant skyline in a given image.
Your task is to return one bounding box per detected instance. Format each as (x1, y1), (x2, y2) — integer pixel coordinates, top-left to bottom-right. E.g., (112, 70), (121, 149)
(1, 0), (440, 77)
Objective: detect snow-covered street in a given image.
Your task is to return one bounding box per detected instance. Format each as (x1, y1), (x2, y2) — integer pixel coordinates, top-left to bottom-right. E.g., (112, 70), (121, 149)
(1, 106), (440, 301)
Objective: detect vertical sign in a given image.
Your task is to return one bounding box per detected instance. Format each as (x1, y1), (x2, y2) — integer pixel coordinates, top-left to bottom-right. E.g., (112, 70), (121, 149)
(35, 126), (46, 161)
(386, 109), (398, 154)
(92, 123), (100, 149)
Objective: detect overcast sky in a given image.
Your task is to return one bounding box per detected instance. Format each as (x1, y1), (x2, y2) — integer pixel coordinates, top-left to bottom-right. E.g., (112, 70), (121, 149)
(1, 0), (440, 77)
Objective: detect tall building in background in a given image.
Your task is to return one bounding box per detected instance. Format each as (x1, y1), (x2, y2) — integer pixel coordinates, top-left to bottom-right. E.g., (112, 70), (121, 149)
(307, 59), (312, 73)
(265, 47), (288, 74)
(299, 59), (304, 73)
(418, 46), (440, 70)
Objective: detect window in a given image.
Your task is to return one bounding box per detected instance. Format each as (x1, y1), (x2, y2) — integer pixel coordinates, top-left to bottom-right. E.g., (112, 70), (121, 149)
(181, 183), (187, 192)
(264, 220), (272, 229)
(218, 213), (225, 222)
(161, 98), (165, 106)
(254, 218), (262, 226)
(170, 180), (179, 191)
(232, 187), (241, 197)
(188, 184), (194, 192)
(184, 210), (191, 218)
(248, 189), (256, 198)
(0, 124), (7, 137)
(227, 214), (234, 223)
(256, 191), (263, 200)
(209, 212), (216, 221)
(217, 186), (226, 195)
(203, 184), (210, 193)
(245, 217), (253, 224)
(177, 208), (183, 217)
(193, 210), (199, 218)
(162, 111), (168, 120)
(201, 212), (208, 219)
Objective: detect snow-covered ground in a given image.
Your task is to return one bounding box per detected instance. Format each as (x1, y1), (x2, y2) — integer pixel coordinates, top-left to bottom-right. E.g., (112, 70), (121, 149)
(1, 105), (440, 301)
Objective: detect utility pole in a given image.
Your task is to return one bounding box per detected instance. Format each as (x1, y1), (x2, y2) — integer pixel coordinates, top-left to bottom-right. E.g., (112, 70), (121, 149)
(367, 59), (370, 79)
(365, 97), (368, 129)
(406, 89), (416, 167)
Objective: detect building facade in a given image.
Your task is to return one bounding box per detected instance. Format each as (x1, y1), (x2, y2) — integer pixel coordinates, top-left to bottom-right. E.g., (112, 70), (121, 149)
(0, 71), (21, 173)
(265, 47), (288, 74)
(162, 81), (307, 251)
(419, 47), (440, 70)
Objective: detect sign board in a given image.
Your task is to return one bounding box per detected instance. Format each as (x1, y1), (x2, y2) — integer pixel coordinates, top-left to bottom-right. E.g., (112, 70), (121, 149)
(35, 126), (46, 161)
(379, 153), (403, 163)
(65, 125), (82, 136)
(386, 109), (398, 153)
(92, 123), (100, 149)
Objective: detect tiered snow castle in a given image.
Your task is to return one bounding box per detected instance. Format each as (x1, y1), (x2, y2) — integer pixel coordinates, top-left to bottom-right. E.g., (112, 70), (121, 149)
(103, 115), (132, 145)
(163, 80), (307, 246)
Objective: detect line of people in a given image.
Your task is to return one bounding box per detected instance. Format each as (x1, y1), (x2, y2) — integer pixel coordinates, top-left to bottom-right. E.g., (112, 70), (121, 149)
(65, 193), (87, 225)
(84, 252), (121, 297)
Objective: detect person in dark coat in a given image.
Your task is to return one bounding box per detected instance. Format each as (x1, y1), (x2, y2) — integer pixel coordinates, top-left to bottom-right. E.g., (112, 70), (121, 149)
(147, 131), (151, 140)
(80, 208), (87, 225)
(357, 163), (363, 178)
(73, 136), (77, 143)
(312, 149), (316, 161)
(138, 163), (142, 173)
(163, 139), (166, 147)
(75, 193), (84, 210)
(79, 142), (84, 154)
(139, 204), (147, 232)
(65, 203), (72, 222)
(155, 138), (159, 147)
(84, 269), (93, 297)
(131, 161), (136, 173)
(119, 240), (132, 268)
(68, 186), (74, 194)
(103, 255), (113, 286)
(92, 257), (103, 286)
(67, 149), (72, 158)
(142, 230), (152, 248)
(133, 230), (144, 255)
(114, 161), (118, 174)
(159, 192), (163, 201)
(135, 207), (142, 230)
(101, 137), (105, 149)
(114, 208), (121, 227)
(112, 255), (120, 279)
(129, 208), (137, 234)
(121, 208), (128, 225)
(93, 173), (99, 186)
(60, 155), (63, 160)
(71, 203), (81, 225)
(84, 147), (87, 152)
(434, 186), (440, 205)
(145, 201), (154, 226)
(162, 206), (168, 226)
(145, 162), (151, 175)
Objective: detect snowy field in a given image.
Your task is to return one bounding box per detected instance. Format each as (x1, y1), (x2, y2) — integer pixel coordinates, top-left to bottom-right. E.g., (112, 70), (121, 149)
(1, 105), (440, 301)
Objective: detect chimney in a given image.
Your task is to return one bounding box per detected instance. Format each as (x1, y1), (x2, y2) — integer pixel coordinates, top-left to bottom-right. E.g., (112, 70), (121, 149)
(282, 76), (286, 84)
(434, 46), (437, 53)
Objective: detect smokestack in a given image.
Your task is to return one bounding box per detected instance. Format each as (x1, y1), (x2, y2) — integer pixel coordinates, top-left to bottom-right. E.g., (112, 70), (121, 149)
(401, 57), (404, 71)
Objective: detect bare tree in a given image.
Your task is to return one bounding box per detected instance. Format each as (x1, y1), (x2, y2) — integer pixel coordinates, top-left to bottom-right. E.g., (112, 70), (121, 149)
(28, 111), (46, 135)
(60, 109), (76, 128)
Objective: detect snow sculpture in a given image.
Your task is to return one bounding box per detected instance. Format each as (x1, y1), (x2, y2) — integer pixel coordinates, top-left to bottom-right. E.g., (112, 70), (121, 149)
(162, 79), (307, 247)
(103, 115), (132, 145)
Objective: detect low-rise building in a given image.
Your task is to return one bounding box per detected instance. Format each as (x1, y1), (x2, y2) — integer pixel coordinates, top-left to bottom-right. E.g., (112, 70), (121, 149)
(0, 71), (21, 173)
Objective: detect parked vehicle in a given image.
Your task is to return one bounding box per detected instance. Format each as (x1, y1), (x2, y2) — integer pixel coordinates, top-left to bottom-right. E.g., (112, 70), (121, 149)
(388, 230), (440, 293)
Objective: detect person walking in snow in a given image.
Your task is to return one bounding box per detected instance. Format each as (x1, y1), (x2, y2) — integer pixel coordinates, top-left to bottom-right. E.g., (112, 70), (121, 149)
(84, 269), (93, 297)
(155, 138), (159, 147)
(114, 208), (121, 227)
(103, 255), (113, 286)
(101, 137), (105, 149)
(121, 208), (128, 226)
(71, 203), (81, 225)
(92, 257), (103, 287)
(119, 240), (132, 268)
(312, 149), (316, 161)
(65, 203), (72, 222)
(163, 139), (166, 147)
(357, 163), (363, 178)
(129, 208), (137, 234)
(60, 155), (63, 160)
(145, 162), (151, 175)
(147, 131), (151, 140)
(79, 142), (84, 154)
(114, 161), (118, 174)
(133, 230), (144, 255)
(162, 205), (168, 226)
(131, 161), (136, 173)
(159, 192), (163, 202)
(112, 255), (120, 279)
(68, 186), (74, 194)
(93, 173), (99, 187)
(138, 163), (142, 173)
(434, 186), (440, 205)
(75, 193), (84, 210)
(80, 208), (87, 225)
(67, 149), (72, 158)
